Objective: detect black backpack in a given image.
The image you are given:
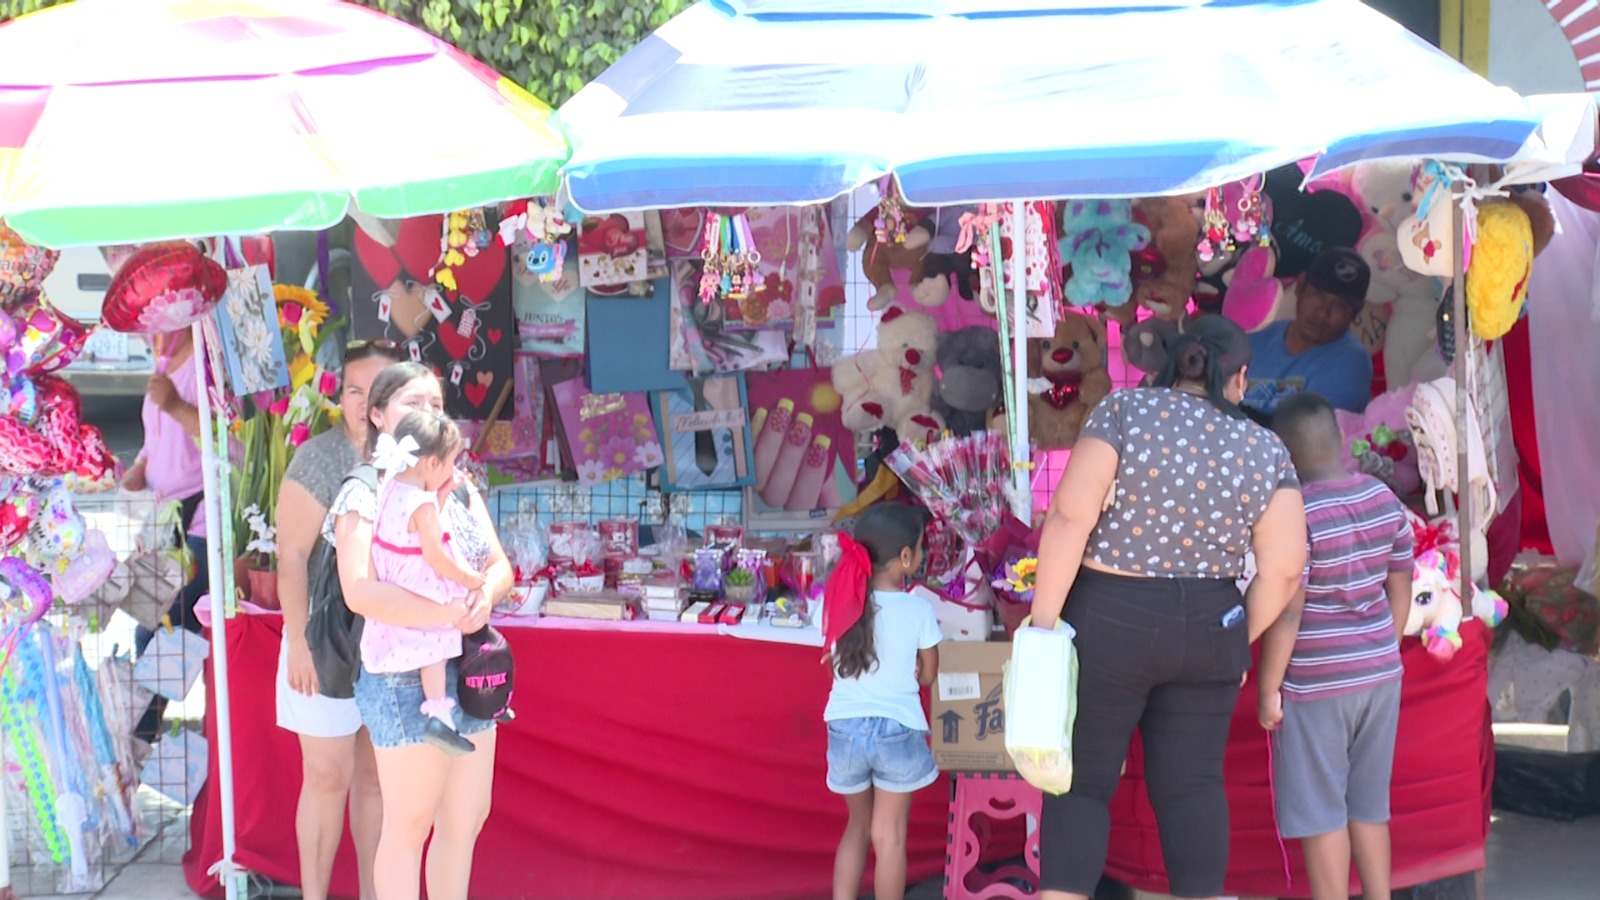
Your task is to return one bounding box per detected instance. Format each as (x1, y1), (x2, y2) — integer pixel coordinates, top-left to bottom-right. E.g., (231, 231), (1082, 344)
(305, 465), (477, 700)
(306, 465), (379, 700)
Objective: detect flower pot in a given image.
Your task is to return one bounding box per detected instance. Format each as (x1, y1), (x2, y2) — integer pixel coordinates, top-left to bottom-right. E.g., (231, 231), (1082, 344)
(245, 566), (280, 611)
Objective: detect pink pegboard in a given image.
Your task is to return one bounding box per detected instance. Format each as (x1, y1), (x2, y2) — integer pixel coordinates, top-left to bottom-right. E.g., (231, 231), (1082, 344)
(943, 773), (1042, 900)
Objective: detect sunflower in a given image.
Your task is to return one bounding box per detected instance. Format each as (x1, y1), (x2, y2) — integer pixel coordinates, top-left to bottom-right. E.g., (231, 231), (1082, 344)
(274, 284), (330, 328)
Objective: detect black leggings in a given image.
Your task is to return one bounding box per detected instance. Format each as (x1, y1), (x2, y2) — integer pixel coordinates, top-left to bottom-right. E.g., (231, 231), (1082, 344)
(1039, 569), (1249, 898)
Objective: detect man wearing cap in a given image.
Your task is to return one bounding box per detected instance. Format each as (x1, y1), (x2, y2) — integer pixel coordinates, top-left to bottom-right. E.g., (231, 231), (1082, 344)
(1243, 247), (1374, 415)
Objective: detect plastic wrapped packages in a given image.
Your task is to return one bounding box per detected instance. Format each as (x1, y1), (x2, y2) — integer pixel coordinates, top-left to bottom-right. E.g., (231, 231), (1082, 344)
(1003, 618), (1079, 795)
(499, 507), (550, 616)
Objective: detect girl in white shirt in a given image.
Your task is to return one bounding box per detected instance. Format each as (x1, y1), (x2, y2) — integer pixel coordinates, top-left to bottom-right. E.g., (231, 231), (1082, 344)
(821, 503), (943, 900)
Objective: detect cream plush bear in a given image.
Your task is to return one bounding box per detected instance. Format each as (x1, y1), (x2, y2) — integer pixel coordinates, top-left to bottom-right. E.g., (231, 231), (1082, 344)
(1350, 160), (1446, 386)
(831, 307), (944, 445)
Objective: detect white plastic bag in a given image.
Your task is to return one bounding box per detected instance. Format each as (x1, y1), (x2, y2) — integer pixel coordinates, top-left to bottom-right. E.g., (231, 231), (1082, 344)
(1003, 618), (1079, 795)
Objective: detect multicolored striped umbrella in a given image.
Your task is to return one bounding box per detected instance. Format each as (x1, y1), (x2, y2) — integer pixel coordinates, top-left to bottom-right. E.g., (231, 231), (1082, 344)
(561, 0), (1585, 212)
(0, 0), (568, 247)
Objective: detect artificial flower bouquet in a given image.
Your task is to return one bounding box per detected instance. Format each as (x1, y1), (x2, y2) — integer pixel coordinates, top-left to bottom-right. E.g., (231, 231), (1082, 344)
(230, 285), (343, 571)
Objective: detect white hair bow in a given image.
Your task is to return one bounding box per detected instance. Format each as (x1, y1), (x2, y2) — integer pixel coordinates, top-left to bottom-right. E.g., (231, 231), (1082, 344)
(372, 433), (420, 473)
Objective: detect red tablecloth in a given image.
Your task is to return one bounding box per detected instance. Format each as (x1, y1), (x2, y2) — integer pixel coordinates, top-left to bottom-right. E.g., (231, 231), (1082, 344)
(1108, 619), (1493, 898)
(187, 615), (1492, 900)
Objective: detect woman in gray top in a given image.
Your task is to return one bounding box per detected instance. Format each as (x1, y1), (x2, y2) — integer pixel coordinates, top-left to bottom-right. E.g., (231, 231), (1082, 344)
(1029, 316), (1308, 900)
(275, 340), (402, 900)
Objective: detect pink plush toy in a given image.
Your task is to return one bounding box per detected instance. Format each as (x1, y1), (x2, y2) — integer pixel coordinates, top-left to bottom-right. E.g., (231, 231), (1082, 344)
(1335, 386), (1422, 497)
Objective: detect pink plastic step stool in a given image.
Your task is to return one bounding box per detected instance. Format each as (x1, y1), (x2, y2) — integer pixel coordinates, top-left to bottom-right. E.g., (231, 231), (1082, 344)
(944, 772), (1042, 900)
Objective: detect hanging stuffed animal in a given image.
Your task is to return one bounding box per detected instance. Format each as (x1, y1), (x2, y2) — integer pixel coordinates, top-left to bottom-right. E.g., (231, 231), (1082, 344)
(909, 205), (980, 307)
(1127, 197), (1199, 321)
(1026, 310), (1111, 449)
(831, 308), (944, 444)
(931, 326), (1004, 437)
(846, 210), (929, 312)
(1464, 195), (1549, 341)
(1060, 200), (1150, 313)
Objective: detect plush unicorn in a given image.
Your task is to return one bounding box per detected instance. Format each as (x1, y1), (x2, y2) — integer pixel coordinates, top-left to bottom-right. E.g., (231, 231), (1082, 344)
(1406, 549), (1465, 661)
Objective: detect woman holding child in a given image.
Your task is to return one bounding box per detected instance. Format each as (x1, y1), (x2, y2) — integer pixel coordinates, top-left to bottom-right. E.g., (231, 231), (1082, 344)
(1029, 316), (1308, 900)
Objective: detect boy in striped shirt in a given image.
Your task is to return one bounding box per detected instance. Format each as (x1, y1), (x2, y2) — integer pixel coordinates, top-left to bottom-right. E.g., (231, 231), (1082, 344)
(1258, 392), (1413, 900)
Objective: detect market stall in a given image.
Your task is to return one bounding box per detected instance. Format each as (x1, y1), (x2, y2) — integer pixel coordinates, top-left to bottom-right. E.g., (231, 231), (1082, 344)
(1, 1), (1594, 899)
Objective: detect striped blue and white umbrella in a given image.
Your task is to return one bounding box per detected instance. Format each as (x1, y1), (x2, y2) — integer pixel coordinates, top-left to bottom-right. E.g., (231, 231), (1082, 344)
(559, 0), (1578, 212)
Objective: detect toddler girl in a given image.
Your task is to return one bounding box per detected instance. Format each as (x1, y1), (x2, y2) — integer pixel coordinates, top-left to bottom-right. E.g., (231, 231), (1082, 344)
(366, 410), (484, 756)
(821, 503), (942, 900)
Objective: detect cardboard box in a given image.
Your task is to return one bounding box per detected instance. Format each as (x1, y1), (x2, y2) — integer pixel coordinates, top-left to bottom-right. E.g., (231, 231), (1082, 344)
(930, 640), (1013, 772)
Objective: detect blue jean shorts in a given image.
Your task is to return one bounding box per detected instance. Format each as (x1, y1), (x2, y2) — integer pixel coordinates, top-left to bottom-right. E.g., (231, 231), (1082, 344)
(825, 716), (939, 795)
(355, 660), (495, 750)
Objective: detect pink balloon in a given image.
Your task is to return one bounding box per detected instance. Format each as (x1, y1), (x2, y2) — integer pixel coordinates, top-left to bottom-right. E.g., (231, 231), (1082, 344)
(0, 557), (52, 628)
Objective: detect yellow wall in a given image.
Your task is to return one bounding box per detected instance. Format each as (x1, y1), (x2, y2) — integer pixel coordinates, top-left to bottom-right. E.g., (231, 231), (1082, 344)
(1440, 0), (1491, 74)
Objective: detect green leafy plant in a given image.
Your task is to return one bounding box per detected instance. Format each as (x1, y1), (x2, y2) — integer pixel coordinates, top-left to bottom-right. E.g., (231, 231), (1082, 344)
(5, 0), (688, 107)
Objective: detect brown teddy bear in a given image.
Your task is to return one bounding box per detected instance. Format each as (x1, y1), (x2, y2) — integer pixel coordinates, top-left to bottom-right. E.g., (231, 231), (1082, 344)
(1099, 197), (1198, 329)
(1027, 310), (1113, 449)
(846, 210), (929, 311)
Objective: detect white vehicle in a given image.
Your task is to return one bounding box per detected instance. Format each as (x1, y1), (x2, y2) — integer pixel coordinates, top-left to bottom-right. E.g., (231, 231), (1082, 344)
(45, 247), (153, 398)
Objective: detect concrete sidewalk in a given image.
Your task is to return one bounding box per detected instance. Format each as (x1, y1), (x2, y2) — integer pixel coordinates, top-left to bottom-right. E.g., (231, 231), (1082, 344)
(43, 810), (1600, 899)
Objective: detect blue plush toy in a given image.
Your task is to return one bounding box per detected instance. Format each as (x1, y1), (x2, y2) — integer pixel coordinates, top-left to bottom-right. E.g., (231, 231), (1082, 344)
(1060, 199), (1151, 309)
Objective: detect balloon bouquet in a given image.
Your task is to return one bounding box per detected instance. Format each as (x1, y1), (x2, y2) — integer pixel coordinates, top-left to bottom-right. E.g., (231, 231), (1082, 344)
(0, 232), (226, 894)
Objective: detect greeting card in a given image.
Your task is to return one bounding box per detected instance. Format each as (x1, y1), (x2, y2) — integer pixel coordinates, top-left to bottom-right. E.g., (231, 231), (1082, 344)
(512, 235), (585, 357)
(351, 214), (515, 420)
(650, 375), (755, 492)
(577, 211), (648, 288)
(213, 264), (289, 394)
(745, 368), (859, 525)
(550, 378), (661, 487)
(457, 351), (547, 479)
(669, 260), (790, 376)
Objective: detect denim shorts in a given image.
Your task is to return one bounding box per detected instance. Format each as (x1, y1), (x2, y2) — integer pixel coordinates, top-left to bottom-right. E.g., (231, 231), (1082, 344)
(825, 716), (939, 795)
(354, 660), (495, 750)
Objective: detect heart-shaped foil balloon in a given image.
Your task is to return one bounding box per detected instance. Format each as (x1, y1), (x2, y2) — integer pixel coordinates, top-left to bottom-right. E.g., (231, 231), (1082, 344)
(27, 487), (85, 569)
(101, 241), (227, 335)
(7, 376), (36, 425)
(72, 424), (119, 486)
(5, 293), (88, 376)
(0, 556), (52, 629)
(30, 374), (82, 476)
(0, 414), (51, 476)
(0, 492), (37, 552)
(0, 224), (60, 305)
(53, 528), (115, 605)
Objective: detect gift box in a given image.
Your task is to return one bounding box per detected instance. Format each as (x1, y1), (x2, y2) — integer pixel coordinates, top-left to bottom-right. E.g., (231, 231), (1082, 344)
(544, 591), (637, 621)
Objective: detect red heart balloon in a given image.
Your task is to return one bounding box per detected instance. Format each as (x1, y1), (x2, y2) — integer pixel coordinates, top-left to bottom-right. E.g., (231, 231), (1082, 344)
(0, 493), (35, 551)
(102, 242), (227, 335)
(30, 374), (82, 475)
(73, 424), (117, 482)
(0, 415), (50, 475)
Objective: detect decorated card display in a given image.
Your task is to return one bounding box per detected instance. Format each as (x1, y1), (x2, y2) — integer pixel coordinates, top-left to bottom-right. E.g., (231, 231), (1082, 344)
(669, 259), (789, 376)
(745, 368), (858, 525)
(213, 264), (289, 394)
(550, 377), (661, 487)
(457, 351), (547, 479)
(512, 236), (584, 356)
(576, 211), (649, 289)
(351, 214), (515, 420)
(650, 375), (755, 492)
(977, 200), (1061, 338)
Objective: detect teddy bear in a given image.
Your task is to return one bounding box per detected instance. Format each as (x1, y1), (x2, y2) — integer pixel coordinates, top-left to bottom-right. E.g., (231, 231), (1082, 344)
(908, 205), (980, 308)
(831, 307), (944, 445)
(1060, 200), (1150, 313)
(1127, 196), (1199, 321)
(931, 326), (1004, 437)
(1027, 310), (1112, 449)
(846, 211), (929, 312)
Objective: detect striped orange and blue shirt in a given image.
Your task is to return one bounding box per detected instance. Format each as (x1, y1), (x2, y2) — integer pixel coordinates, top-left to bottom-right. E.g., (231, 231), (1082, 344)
(1284, 474), (1413, 701)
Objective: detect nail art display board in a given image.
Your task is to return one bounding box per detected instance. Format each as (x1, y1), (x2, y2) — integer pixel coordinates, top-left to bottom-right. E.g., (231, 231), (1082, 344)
(649, 375), (756, 493)
(351, 213), (517, 420)
(744, 367), (858, 526)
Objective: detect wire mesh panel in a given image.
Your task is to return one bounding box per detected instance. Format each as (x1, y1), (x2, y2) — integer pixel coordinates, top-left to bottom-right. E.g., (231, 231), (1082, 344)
(4, 491), (206, 895)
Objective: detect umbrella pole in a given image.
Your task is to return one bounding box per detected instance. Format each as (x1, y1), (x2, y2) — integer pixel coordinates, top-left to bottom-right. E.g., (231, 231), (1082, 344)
(1008, 202), (1032, 523)
(190, 321), (242, 900)
(1451, 189), (1474, 602)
